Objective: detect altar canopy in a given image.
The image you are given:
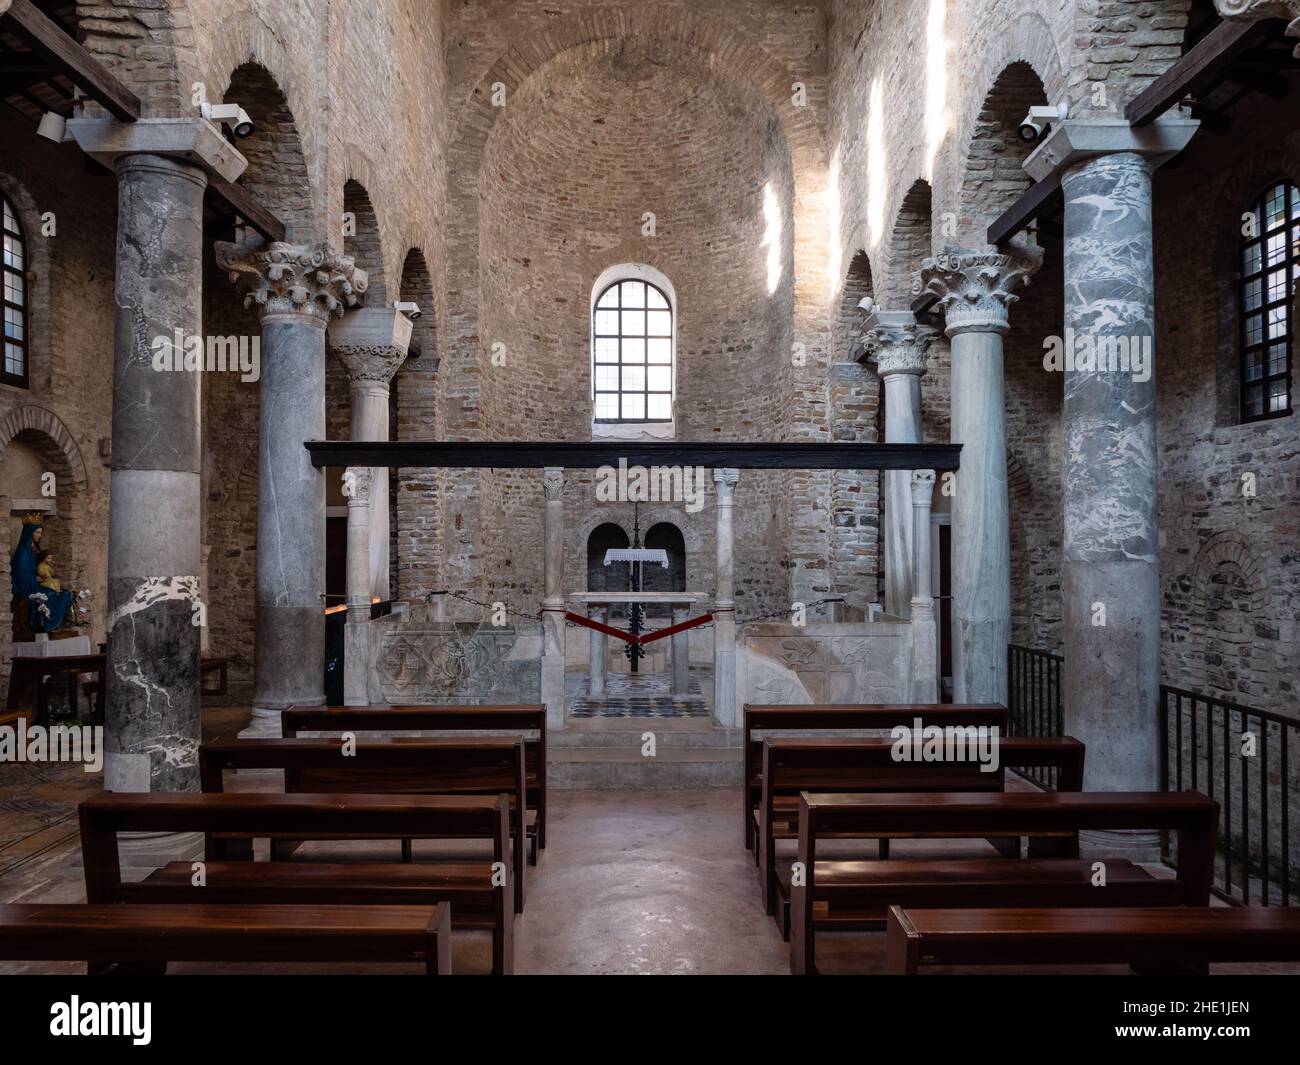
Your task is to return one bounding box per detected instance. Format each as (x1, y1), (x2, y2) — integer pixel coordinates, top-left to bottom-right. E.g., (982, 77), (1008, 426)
(603, 548), (668, 567)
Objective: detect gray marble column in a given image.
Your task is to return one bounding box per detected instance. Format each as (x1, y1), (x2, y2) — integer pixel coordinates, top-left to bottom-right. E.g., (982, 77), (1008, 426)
(860, 301), (937, 619)
(908, 470), (939, 704)
(329, 308), (412, 602)
(64, 115), (248, 795)
(1026, 116), (1198, 802)
(540, 468), (566, 728)
(588, 605), (607, 699)
(671, 604), (690, 698)
(920, 246), (1042, 706)
(215, 241), (367, 735)
(713, 468), (739, 726)
(1214, 1), (1300, 55)
(342, 467), (372, 707)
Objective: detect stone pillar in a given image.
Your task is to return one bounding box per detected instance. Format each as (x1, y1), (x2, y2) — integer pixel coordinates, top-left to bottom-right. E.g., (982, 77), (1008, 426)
(1026, 116), (1198, 798)
(66, 118), (246, 794)
(540, 468), (566, 729)
(588, 605), (607, 699)
(342, 467), (372, 707)
(919, 247), (1041, 706)
(713, 468), (739, 726)
(860, 300), (938, 618)
(329, 308), (412, 602)
(1214, 1), (1300, 56)
(215, 240), (367, 736)
(671, 604), (690, 698)
(908, 470), (939, 704)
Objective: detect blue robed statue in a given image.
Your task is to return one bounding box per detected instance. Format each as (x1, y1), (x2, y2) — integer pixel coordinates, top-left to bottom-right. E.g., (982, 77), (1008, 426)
(10, 518), (72, 634)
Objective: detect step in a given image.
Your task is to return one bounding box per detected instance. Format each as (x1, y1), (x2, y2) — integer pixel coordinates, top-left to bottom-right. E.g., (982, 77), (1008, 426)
(551, 724), (742, 749)
(549, 745), (742, 790)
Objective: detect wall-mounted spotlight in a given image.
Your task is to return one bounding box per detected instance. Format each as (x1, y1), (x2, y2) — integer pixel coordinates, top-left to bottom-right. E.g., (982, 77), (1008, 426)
(394, 300), (422, 321)
(201, 102), (256, 138)
(36, 111), (68, 143)
(1019, 102), (1068, 144)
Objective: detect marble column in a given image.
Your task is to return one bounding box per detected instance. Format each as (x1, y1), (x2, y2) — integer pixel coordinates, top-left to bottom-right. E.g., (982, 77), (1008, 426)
(671, 604), (690, 698)
(1214, 1), (1300, 56)
(860, 300), (938, 618)
(908, 470), (939, 704)
(540, 468), (566, 729)
(588, 605), (607, 699)
(329, 308), (412, 602)
(342, 467), (372, 707)
(66, 118), (246, 794)
(713, 468), (739, 726)
(215, 240), (367, 735)
(1025, 116), (1198, 798)
(920, 246), (1042, 706)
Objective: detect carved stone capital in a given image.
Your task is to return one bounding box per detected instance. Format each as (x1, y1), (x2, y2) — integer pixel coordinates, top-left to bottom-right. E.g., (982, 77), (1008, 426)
(543, 467), (564, 502)
(910, 469), (937, 507)
(342, 466), (372, 504)
(713, 467), (740, 501)
(918, 245), (1043, 336)
(214, 240), (368, 323)
(334, 345), (407, 385)
(1215, 0), (1300, 53)
(859, 298), (938, 377)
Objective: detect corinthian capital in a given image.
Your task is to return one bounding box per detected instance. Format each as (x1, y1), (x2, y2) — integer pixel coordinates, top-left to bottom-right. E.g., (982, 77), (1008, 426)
(214, 240), (368, 322)
(1215, 0), (1300, 53)
(858, 298), (938, 376)
(342, 466), (372, 504)
(918, 244), (1043, 337)
(543, 467), (564, 502)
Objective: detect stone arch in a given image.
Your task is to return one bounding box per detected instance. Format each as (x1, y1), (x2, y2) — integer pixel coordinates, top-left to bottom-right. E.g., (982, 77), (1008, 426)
(343, 179), (387, 304)
(881, 180), (933, 306)
(1191, 531), (1271, 616)
(0, 405), (88, 490)
(0, 171), (52, 390)
(585, 522), (630, 593)
(643, 521), (687, 594)
(1186, 531), (1273, 697)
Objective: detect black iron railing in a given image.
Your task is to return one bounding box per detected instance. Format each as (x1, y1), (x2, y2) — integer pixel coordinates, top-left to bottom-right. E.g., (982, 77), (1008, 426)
(1160, 686), (1298, 907)
(1006, 644), (1064, 789)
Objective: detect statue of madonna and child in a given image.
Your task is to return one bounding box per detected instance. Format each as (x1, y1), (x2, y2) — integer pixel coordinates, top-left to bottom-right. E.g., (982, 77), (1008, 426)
(9, 514), (80, 636)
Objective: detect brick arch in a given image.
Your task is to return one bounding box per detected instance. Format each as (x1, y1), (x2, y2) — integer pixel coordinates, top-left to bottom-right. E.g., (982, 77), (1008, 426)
(1191, 531), (1271, 616)
(0, 406), (87, 490)
(343, 178), (387, 304)
(881, 179), (933, 306)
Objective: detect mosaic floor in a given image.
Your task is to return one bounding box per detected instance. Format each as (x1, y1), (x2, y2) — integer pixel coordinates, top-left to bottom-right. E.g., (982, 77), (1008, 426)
(568, 670), (711, 718)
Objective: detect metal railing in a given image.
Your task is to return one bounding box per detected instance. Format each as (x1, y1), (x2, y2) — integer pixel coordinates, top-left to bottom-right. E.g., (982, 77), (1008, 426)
(1160, 686), (1298, 907)
(1006, 644), (1064, 789)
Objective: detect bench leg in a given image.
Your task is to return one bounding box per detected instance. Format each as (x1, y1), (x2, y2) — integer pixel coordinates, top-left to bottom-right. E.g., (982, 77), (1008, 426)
(884, 918), (919, 975)
(495, 893), (515, 976)
(528, 835), (538, 867)
(425, 908), (453, 975)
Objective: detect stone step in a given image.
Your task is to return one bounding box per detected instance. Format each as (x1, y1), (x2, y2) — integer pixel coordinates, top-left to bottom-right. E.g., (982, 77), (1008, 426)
(549, 746), (742, 790)
(551, 725), (741, 749)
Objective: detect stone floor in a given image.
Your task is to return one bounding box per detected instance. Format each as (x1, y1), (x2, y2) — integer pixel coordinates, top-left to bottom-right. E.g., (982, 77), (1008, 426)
(0, 706), (1296, 975)
(567, 669), (711, 718)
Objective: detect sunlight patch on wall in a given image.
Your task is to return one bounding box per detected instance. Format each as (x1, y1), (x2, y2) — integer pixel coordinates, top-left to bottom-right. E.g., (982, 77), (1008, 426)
(924, 0), (951, 182)
(825, 146), (843, 299)
(763, 181), (782, 295)
(867, 76), (886, 247)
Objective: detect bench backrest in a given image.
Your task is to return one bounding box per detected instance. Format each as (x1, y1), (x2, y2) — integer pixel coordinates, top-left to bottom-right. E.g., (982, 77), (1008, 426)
(797, 790), (1219, 904)
(78, 792), (511, 903)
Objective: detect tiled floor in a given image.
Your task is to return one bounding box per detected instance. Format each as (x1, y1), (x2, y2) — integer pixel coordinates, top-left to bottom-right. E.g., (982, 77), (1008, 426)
(1, 707), (1296, 975)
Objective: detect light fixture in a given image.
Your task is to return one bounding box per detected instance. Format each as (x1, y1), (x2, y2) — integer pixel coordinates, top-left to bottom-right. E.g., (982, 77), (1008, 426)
(1019, 102), (1068, 144)
(36, 111), (67, 143)
(201, 102), (256, 138)
(393, 300), (422, 321)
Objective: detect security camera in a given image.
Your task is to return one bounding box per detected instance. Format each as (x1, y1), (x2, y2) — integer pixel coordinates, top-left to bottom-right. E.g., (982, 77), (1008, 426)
(202, 102), (255, 138)
(394, 300), (422, 321)
(1019, 103), (1067, 144)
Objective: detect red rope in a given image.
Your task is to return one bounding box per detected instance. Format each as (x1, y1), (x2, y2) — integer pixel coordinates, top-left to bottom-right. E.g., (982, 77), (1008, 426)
(564, 610), (714, 646)
(638, 612), (714, 645)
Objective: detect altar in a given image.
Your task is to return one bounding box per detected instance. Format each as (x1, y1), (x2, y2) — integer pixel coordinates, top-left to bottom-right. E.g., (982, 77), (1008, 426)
(569, 592), (709, 700)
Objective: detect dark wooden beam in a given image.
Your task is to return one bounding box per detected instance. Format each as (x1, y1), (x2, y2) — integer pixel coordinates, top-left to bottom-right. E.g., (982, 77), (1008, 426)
(1125, 19), (1270, 127)
(206, 173), (286, 242)
(2, 0), (140, 120)
(987, 173), (1063, 247)
(305, 440), (964, 472)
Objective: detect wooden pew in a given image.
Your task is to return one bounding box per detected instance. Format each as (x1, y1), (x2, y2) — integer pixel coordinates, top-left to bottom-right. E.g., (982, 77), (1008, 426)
(199, 737), (528, 915)
(790, 790), (1219, 974)
(0, 902), (452, 975)
(281, 704), (547, 861)
(758, 736), (1087, 929)
(742, 704), (1008, 849)
(885, 905), (1300, 975)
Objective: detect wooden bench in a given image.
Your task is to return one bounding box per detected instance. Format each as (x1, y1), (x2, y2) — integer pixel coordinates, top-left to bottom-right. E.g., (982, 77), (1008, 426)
(759, 736), (1087, 925)
(281, 704), (546, 861)
(79, 791), (512, 974)
(885, 905), (1300, 975)
(199, 737), (529, 915)
(0, 902), (451, 975)
(790, 790), (1219, 974)
(742, 704), (1009, 850)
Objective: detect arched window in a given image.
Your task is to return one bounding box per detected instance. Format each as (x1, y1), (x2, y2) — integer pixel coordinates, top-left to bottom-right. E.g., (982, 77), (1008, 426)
(592, 274), (674, 423)
(1240, 180), (1298, 422)
(3, 195), (28, 388)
